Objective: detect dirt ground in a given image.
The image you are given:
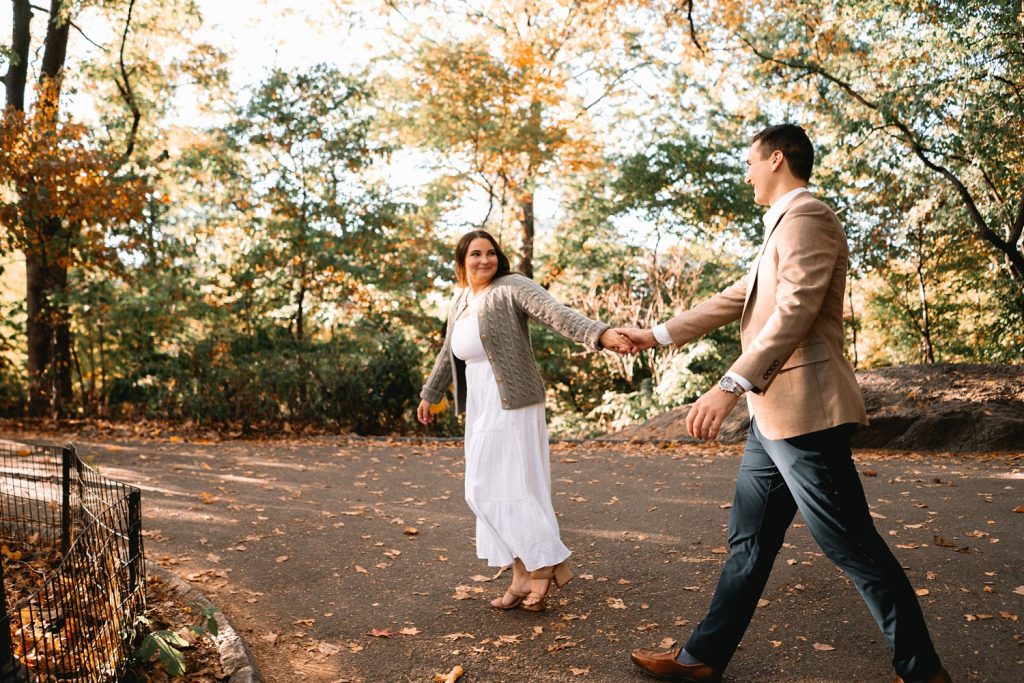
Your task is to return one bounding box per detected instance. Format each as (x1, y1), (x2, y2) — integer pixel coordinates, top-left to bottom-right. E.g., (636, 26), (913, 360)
(2, 428), (1022, 683)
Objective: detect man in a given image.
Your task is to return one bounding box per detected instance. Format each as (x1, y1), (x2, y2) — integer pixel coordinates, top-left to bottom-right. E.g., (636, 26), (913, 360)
(618, 124), (949, 683)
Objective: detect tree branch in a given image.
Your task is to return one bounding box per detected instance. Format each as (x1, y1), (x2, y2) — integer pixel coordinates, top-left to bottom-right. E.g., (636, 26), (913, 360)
(114, 0), (140, 166)
(739, 34), (1024, 282)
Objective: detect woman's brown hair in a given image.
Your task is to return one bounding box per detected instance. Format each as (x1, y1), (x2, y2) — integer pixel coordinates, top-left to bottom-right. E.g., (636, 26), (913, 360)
(454, 230), (512, 287)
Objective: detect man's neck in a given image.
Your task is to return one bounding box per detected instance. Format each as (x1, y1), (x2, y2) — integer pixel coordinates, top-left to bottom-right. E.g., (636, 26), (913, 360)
(768, 182), (809, 207)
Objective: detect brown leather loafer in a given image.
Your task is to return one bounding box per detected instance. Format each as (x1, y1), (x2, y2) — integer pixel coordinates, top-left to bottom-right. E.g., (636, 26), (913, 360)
(894, 666), (953, 683)
(630, 646), (722, 682)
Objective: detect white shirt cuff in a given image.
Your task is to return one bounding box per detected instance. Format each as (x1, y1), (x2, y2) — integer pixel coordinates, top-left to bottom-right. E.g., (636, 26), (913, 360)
(725, 371), (753, 393)
(652, 324), (673, 346)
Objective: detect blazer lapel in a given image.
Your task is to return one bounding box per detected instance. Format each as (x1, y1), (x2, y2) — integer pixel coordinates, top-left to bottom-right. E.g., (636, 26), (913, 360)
(742, 194), (812, 311)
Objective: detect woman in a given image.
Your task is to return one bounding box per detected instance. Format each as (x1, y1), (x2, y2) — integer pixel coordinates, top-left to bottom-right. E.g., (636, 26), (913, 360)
(417, 230), (633, 611)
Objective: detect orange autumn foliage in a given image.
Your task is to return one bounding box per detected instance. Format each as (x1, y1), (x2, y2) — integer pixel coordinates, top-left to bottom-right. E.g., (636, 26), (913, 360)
(0, 81), (149, 259)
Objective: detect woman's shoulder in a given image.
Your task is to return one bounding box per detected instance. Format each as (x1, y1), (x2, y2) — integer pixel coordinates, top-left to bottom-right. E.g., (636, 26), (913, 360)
(493, 273), (538, 291)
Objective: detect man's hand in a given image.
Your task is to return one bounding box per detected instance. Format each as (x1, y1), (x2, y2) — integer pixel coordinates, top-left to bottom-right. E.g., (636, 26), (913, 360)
(416, 399), (434, 425)
(685, 387), (740, 441)
(615, 327), (658, 351)
(600, 328), (638, 354)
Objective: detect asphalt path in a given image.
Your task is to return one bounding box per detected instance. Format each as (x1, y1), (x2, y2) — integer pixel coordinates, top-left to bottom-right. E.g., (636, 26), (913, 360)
(7, 431), (1022, 682)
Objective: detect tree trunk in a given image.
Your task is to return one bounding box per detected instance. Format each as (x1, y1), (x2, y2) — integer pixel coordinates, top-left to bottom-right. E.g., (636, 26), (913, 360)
(295, 282), (306, 342)
(519, 193), (535, 279)
(3, 0), (32, 109)
(26, 217), (72, 416)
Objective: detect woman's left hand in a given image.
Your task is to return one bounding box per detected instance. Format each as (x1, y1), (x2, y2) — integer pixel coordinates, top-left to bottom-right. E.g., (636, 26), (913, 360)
(600, 329), (638, 355)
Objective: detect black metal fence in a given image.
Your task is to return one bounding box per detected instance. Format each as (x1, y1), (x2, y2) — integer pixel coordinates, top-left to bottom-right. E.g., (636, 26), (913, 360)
(0, 440), (145, 682)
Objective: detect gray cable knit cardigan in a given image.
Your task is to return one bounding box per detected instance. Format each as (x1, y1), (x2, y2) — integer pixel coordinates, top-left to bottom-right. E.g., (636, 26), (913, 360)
(420, 274), (610, 413)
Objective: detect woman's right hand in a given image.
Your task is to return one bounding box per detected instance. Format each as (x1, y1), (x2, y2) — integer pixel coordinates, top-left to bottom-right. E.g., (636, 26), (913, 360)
(417, 399), (434, 425)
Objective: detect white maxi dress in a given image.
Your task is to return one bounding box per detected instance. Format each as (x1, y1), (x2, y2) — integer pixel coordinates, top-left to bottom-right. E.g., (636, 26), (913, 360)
(450, 296), (571, 572)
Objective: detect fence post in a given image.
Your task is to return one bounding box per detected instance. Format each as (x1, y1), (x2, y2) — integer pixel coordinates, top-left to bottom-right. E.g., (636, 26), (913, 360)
(127, 489), (142, 597)
(61, 446), (73, 553)
(0, 556), (31, 682)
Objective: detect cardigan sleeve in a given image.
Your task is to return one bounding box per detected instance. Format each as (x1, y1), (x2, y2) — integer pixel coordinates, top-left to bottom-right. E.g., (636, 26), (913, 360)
(420, 299), (457, 404)
(508, 275), (609, 351)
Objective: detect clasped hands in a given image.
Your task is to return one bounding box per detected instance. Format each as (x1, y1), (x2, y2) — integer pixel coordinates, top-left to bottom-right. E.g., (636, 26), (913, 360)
(599, 326), (657, 355)
(605, 326), (740, 442)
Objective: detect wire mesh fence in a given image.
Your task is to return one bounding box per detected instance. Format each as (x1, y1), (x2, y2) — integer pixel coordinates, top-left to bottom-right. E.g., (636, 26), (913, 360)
(0, 439), (145, 682)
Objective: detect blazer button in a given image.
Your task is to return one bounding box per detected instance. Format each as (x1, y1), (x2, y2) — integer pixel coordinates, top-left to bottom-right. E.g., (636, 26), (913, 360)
(487, 355), (493, 360)
(480, 334), (487, 340)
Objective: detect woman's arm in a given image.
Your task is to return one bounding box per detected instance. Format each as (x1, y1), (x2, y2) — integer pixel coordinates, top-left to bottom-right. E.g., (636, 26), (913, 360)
(509, 276), (620, 351)
(420, 331), (453, 406)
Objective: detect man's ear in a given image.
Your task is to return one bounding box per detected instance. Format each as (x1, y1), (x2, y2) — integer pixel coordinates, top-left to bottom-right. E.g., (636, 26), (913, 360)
(770, 150), (785, 172)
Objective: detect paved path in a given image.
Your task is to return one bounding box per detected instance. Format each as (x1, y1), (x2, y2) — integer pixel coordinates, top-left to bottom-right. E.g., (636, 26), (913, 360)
(7, 430), (1022, 682)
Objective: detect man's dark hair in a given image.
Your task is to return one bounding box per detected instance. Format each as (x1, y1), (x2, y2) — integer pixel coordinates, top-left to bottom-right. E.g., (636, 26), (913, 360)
(753, 124), (814, 181)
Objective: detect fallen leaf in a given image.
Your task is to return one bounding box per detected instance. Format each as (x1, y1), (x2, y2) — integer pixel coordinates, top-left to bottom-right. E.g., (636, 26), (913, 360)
(932, 535), (956, 548)
(606, 597), (627, 609)
(570, 667), (590, 675)
(261, 633), (279, 645)
(999, 612), (1019, 622)
(354, 564), (368, 574)
(453, 585), (485, 600)
(711, 547), (728, 554)
(770, 640), (783, 648)
(293, 619), (315, 627)
(197, 492), (217, 504)
(719, 503), (732, 509)
(275, 555), (289, 563)
(399, 627), (420, 636)
(1013, 506), (1024, 513)
(369, 628), (392, 638)
(617, 579), (632, 585)
(812, 643), (835, 651)
(433, 665), (464, 683)
(869, 511), (886, 519)
(757, 599), (770, 608)
(441, 633), (475, 642)
(547, 640), (577, 652)
(404, 526), (419, 535)
(1013, 586), (1024, 596)
(915, 588), (930, 597)
(470, 575), (492, 582)
(861, 469), (878, 477)
(659, 637), (677, 649)
(317, 642), (340, 655)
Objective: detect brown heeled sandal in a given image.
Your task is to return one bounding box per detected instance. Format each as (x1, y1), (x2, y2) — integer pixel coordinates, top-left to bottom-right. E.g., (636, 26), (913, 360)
(521, 562), (573, 612)
(490, 587), (529, 610)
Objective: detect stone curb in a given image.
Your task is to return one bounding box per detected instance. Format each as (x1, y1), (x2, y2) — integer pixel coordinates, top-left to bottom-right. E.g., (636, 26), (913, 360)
(146, 561), (265, 683)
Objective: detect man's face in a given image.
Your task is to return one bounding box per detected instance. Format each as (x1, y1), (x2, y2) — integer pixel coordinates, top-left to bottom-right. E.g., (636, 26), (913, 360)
(744, 140), (777, 207)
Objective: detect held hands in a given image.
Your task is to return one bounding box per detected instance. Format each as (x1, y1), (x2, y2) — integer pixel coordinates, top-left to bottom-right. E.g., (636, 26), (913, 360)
(599, 328), (638, 355)
(614, 327), (658, 352)
(685, 387), (740, 441)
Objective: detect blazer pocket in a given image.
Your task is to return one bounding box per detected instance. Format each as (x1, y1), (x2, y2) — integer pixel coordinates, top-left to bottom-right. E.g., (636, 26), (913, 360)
(779, 341), (830, 372)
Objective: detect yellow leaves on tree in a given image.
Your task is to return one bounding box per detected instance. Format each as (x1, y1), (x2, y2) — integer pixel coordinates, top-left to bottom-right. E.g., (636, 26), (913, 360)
(0, 81), (149, 256)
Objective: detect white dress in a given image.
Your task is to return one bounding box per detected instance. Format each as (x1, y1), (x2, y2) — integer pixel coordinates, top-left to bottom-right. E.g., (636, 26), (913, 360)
(450, 296), (571, 572)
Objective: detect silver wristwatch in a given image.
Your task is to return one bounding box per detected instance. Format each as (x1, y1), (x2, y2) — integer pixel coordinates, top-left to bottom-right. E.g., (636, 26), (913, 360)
(718, 375), (745, 397)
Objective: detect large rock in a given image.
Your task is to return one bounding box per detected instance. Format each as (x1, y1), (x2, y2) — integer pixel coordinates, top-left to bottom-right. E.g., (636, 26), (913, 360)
(604, 363), (1024, 452)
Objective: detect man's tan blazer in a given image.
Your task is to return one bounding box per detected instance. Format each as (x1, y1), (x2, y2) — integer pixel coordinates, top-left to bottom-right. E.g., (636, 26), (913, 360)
(665, 193), (868, 440)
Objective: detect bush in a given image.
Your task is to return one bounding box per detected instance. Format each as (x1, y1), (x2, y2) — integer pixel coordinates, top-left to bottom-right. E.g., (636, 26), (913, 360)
(116, 328), (423, 434)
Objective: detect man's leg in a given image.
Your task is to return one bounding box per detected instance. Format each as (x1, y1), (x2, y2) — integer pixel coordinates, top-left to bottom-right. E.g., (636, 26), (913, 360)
(683, 422), (798, 671)
(758, 420), (943, 681)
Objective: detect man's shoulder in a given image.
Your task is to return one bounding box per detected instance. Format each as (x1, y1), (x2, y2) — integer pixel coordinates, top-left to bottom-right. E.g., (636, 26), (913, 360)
(784, 193), (838, 221)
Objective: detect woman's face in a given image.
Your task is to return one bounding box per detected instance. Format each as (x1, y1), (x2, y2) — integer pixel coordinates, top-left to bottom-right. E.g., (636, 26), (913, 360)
(464, 237), (499, 288)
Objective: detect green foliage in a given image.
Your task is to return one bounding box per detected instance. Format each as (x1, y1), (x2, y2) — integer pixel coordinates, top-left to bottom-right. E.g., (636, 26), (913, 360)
(108, 327), (422, 435)
(135, 607), (218, 678)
